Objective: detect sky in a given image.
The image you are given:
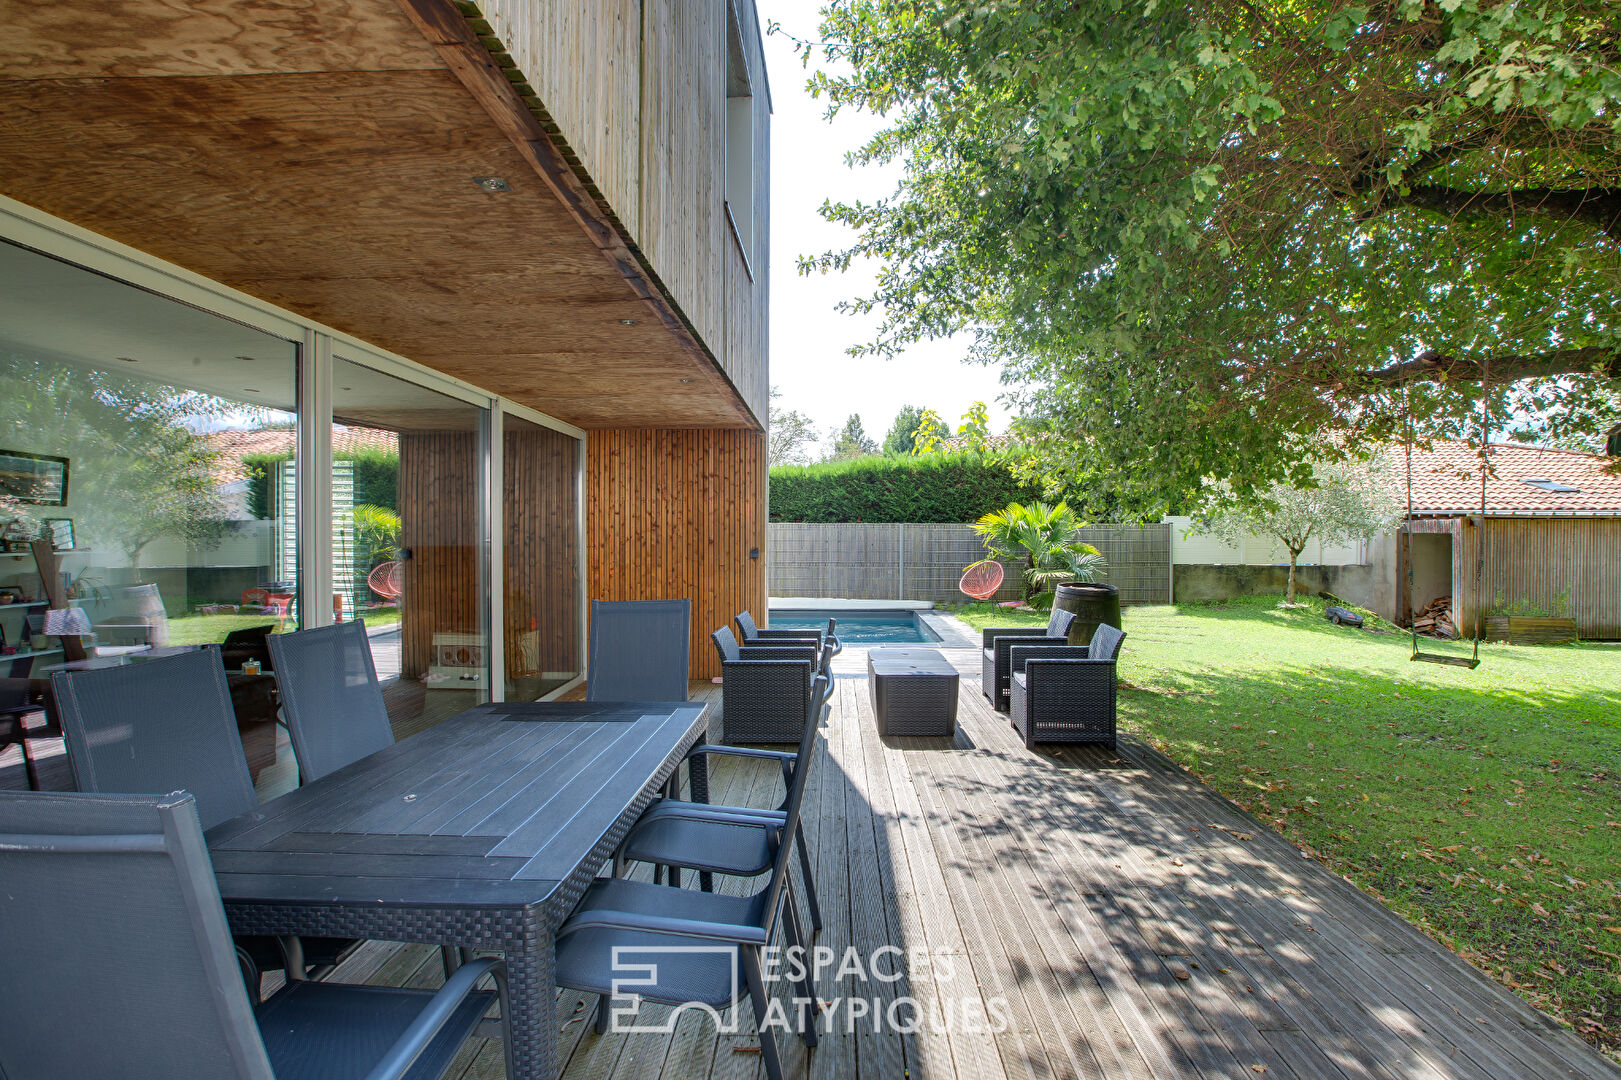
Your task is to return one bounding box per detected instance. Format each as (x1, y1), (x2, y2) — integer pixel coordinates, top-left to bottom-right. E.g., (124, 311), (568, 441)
(756, 2), (1012, 456)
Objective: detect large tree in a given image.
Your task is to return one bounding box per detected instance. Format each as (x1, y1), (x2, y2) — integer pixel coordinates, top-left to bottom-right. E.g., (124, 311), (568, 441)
(827, 413), (880, 460)
(882, 404), (946, 455)
(769, 386), (819, 466)
(796, 0), (1621, 515)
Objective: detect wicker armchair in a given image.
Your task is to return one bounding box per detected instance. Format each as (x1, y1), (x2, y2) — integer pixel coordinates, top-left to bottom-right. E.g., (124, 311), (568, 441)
(1007, 623), (1126, 749)
(713, 627), (819, 743)
(980, 607), (1077, 712)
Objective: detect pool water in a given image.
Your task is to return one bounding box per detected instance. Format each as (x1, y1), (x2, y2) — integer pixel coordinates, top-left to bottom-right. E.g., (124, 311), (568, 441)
(767, 609), (940, 645)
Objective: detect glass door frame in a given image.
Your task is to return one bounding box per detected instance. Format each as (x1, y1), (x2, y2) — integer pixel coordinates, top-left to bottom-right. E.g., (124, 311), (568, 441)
(0, 194), (589, 704)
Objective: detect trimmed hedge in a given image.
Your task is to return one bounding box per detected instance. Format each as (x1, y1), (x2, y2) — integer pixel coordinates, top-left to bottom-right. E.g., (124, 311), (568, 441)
(769, 452), (1043, 523)
(242, 449), (399, 520)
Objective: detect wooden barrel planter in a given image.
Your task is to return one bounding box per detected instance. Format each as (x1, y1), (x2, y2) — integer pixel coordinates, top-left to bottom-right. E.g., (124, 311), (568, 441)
(1053, 581), (1121, 647)
(1483, 616), (1577, 645)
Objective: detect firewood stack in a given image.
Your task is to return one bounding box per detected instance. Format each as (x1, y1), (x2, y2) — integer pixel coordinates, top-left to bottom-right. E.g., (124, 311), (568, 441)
(1411, 596), (1456, 638)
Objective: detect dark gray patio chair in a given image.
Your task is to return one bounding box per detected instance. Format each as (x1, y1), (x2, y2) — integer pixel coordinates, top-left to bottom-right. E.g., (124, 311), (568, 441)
(616, 667), (832, 927)
(51, 648), (361, 993)
(736, 610), (842, 655)
(554, 675), (830, 1080)
(586, 598), (690, 701)
(0, 789), (506, 1080)
(713, 626), (819, 742)
(980, 606), (1077, 712)
(1008, 623), (1127, 749)
(267, 620), (394, 783)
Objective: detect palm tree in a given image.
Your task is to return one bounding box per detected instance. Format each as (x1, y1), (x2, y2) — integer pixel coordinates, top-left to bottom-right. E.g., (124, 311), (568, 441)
(968, 501), (1105, 605)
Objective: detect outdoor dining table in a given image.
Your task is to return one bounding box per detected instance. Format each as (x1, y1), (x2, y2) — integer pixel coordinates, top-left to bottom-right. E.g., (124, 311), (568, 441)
(204, 698), (710, 1080)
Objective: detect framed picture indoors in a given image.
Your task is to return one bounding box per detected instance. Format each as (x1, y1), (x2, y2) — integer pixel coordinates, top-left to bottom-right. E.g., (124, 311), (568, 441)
(41, 518), (74, 551)
(0, 450), (69, 505)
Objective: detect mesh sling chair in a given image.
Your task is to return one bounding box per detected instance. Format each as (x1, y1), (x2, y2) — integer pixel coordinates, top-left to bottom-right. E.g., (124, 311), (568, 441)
(614, 662), (832, 926)
(735, 610), (842, 656)
(267, 620), (395, 784)
(980, 606), (1077, 712)
(51, 647), (362, 993)
(1008, 623), (1127, 750)
(712, 626), (823, 743)
(586, 599), (690, 702)
(0, 789), (506, 1080)
(554, 675), (830, 1080)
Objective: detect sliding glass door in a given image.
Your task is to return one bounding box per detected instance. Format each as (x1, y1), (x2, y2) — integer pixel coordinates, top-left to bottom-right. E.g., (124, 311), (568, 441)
(502, 413), (581, 701)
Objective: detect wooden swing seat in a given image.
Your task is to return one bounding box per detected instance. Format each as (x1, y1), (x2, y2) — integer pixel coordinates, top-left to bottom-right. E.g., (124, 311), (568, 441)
(1410, 653), (1480, 669)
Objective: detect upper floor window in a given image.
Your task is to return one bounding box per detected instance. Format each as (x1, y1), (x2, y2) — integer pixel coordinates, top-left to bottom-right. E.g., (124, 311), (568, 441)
(725, 2), (755, 269)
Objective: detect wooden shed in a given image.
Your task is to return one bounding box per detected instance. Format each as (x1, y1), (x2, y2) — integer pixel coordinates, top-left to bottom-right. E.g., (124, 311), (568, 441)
(1392, 443), (1621, 640)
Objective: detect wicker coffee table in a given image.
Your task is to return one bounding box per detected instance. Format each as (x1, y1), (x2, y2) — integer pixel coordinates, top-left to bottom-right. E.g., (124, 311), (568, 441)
(868, 648), (960, 736)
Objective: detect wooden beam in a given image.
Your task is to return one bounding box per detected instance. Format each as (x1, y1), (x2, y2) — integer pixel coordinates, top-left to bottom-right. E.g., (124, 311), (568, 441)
(392, 0), (760, 430)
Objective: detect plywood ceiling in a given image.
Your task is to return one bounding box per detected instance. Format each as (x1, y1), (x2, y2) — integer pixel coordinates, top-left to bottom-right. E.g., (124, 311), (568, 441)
(0, 0), (755, 429)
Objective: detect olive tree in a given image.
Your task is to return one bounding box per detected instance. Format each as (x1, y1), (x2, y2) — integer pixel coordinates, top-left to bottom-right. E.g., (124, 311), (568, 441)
(1202, 460), (1405, 603)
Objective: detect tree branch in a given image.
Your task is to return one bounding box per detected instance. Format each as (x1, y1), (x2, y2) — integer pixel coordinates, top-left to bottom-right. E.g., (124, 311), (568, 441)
(1370, 184), (1621, 241)
(1346, 346), (1621, 388)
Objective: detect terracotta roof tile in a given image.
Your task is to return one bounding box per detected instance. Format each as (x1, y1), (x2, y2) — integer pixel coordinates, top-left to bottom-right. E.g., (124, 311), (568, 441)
(1385, 441), (1621, 515)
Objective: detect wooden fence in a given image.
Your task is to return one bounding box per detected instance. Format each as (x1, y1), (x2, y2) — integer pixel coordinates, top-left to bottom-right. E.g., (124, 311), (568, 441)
(767, 522), (1171, 605)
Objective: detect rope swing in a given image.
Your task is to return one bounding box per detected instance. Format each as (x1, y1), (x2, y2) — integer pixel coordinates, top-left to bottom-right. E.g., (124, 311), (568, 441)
(1402, 362), (1490, 670)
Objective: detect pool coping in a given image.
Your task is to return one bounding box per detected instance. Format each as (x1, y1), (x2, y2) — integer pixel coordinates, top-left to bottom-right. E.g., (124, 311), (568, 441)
(767, 602), (978, 649)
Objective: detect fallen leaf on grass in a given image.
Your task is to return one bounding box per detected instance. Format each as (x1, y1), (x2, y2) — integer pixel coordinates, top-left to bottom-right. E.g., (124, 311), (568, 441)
(1531, 902), (1552, 917)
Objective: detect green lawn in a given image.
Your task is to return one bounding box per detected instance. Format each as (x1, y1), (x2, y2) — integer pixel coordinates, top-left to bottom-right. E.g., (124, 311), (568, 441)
(949, 596), (1621, 1058)
(164, 605), (401, 647)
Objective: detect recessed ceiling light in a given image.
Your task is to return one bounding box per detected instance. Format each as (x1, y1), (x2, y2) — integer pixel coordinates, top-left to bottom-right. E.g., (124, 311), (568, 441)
(116, 356), (137, 363)
(474, 176), (512, 192)
(618, 319), (639, 326)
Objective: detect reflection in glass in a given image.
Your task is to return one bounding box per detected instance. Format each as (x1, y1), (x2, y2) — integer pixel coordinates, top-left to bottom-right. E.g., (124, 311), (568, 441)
(333, 357), (488, 736)
(0, 239), (298, 788)
(503, 415), (580, 700)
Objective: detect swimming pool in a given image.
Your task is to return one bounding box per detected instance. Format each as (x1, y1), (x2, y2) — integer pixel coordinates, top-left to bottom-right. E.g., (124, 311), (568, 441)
(767, 608), (941, 645)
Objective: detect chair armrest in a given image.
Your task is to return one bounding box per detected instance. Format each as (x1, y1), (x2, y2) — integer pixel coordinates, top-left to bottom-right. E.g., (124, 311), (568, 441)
(1007, 644), (1092, 673)
(558, 909), (769, 946)
(635, 803), (786, 828)
(687, 744), (797, 764)
(993, 634), (1069, 662)
(362, 956), (504, 1080)
(981, 626), (1049, 648)
(739, 644), (817, 664)
(750, 629), (821, 643)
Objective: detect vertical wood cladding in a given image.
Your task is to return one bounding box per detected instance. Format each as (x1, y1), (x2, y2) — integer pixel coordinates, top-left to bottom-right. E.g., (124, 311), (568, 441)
(504, 422), (580, 678)
(586, 429), (767, 679)
(398, 431), (481, 679)
(1484, 517), (1621, 638)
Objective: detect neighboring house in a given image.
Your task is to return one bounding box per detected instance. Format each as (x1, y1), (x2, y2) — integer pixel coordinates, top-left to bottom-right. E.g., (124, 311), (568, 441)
(1172, 442), (1621, 639)
(1385, 441), (1621, 639)
(0, 0), (770, 716)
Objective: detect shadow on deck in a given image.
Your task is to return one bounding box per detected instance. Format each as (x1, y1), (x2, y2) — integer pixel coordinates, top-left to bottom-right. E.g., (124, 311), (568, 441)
(3, 645), (1614, 1079)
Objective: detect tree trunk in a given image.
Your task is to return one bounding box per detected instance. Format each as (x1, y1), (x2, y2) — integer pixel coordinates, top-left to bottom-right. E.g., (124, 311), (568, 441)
(1287, 548), (1299, 604)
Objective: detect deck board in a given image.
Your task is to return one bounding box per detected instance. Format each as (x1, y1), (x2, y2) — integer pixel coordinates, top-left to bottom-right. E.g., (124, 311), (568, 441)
(6, 645), (1616, 1080)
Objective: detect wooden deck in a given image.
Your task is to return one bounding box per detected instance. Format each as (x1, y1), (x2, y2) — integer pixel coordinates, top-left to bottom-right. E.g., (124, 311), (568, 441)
(4, 645), (1615, 1079)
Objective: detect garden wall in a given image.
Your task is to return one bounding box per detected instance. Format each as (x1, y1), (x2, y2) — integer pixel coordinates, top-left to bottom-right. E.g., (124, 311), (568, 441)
(767, 522), (1171, 605)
